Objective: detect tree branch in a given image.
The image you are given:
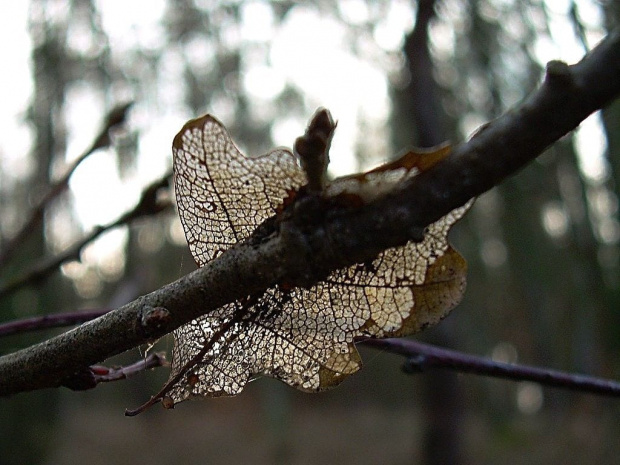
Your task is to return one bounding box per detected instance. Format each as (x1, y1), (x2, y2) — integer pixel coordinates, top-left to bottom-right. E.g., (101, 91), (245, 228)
(61, 352), (167, 391)
(0, 102), (133, 269)
(0, 309), (110, 337)
(0, 28), (619, 398)
(0, 172), (172, 301)
(4, 308), (619, 398)
(362, 339), (620, 397)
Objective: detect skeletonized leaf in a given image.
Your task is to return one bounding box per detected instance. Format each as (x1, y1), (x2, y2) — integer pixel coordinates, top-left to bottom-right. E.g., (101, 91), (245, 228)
(131, 112), (472, 413)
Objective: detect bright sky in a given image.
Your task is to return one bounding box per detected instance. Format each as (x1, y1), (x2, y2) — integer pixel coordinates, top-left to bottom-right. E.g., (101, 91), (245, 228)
(0, 3), (33, 182)
(69, 1), (414, 230)
(0, 0), (612, 299)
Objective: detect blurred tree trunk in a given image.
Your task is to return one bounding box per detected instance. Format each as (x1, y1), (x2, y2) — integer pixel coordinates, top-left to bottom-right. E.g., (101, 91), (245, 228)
(601, 0), (620, 349)
(392, 0), (445, 149)
(0, 4), (69, 463)
(391, 1), (465, 463)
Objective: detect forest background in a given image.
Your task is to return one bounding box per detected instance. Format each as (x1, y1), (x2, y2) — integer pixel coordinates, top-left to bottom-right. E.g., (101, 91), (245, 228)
(1, 1), (620, 464)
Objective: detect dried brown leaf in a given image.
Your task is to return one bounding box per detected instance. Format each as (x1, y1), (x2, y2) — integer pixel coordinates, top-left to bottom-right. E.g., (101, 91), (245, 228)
(138, 112), (471, 411)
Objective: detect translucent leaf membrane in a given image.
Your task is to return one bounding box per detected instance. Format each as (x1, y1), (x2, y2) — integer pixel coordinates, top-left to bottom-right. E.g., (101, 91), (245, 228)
(166, 114), (470, 406)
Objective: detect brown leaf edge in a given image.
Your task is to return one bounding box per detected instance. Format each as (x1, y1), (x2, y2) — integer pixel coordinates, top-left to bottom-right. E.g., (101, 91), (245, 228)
(339, 142), (452, 182)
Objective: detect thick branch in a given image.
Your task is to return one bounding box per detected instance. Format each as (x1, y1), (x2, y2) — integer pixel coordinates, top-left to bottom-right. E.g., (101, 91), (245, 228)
(0, 29), (619, 397)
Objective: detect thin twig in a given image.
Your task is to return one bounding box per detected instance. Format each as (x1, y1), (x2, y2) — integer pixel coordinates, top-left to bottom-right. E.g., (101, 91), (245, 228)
(0, 102), (133, 269)
(62, 352), (168, 391)
(3, 306), (619, 399)
(0, 309), (111, 337)
(0, 28), (618, 397)
(92, 352), (168, 384)
(361, 338), (620, 397)
(0, 172), (172, 301)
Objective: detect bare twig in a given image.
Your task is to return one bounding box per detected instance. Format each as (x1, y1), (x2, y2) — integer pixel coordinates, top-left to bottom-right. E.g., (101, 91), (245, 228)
(0, 172), (172, 301)
(0, 309), (110, 337)
(361, 338), (620, 397)
(0, 28), (618, 397)
(3, 307), (619, 399)
(61, 352), (167, 391)
(0, 102), (133, 269)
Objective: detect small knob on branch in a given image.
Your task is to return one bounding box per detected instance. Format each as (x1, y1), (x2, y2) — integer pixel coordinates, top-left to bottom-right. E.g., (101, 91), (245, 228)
(294, 108), (337, 193)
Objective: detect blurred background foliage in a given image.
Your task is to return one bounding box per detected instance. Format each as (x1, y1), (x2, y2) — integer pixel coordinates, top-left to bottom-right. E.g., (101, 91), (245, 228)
(0, 0), (619, 464)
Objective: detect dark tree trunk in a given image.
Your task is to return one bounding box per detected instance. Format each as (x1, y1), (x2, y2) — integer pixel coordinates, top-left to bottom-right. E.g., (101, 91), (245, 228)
(392, 1), (465, 463)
